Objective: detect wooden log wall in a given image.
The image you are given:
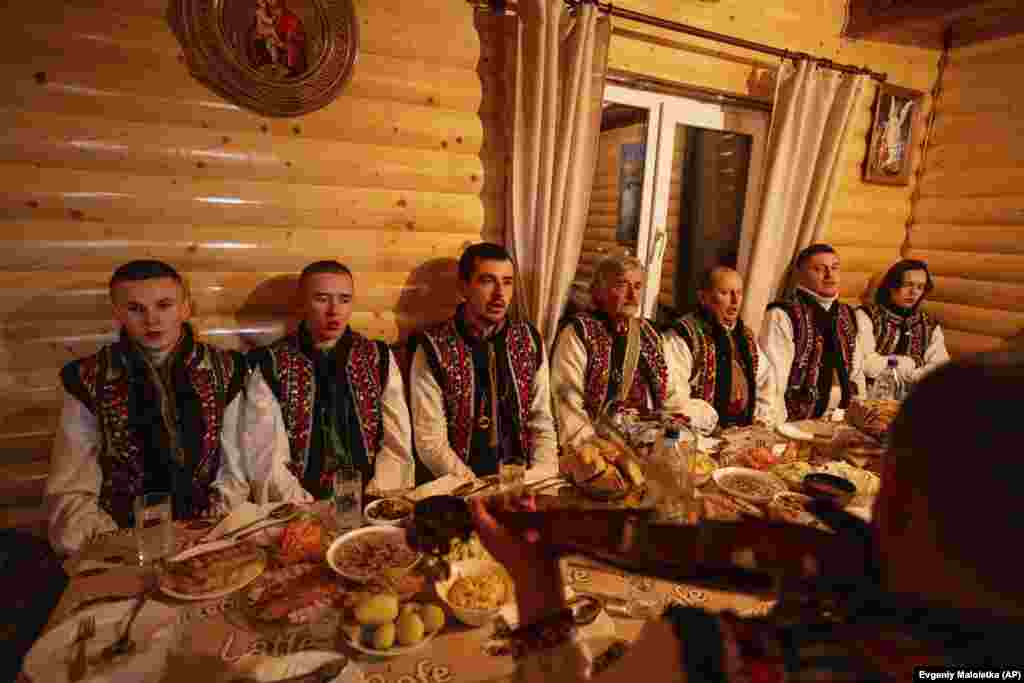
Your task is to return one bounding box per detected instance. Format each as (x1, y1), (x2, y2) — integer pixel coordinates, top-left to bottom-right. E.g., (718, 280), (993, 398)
(608, 0), (941, 307)
(907, 33), (1024, 357)
(0, 0), (505, 533)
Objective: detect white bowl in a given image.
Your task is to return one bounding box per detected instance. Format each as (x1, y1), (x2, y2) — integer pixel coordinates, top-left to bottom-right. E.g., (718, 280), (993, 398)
(326, 526), (420, 583)
(434, 559), (514, 627)
(364, 497), (413, 526)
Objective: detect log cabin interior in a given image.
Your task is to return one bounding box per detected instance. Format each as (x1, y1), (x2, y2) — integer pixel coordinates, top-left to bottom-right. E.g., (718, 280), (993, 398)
(1, 0), (1022, 539)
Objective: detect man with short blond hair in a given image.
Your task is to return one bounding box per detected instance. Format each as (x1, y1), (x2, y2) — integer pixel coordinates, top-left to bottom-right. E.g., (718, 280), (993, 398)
(45, 260), (249, 555)
(551, 254), (716, 446)
(664, 266), (776, 428)
(245, 260), (414, 500)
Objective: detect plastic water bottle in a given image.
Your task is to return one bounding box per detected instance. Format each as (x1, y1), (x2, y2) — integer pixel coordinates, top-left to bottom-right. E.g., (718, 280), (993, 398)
(650, 427), (696, 524)
(870, 357), (903, 401)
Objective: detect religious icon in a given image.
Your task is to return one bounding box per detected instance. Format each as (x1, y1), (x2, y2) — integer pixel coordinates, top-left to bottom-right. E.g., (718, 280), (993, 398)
(246, 0), (308, 78)
(864, 83), (923, 186)
(170, 0), (358, 116)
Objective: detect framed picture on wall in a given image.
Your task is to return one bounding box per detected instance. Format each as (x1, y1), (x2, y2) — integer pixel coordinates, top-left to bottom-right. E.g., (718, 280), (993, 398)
(864, 83), (924, 186)
(617, 142), (645, 243)
(170, 0), (359, 117)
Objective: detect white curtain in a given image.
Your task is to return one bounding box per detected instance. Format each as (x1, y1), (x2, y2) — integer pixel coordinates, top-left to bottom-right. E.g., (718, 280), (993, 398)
(506, 0), (611, 346)
(739, 60), (866, 332)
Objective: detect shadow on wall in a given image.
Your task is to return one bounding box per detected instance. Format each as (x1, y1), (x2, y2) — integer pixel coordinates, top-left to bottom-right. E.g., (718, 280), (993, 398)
(236, 274), (297, 350)
(395, 258), (460, 344)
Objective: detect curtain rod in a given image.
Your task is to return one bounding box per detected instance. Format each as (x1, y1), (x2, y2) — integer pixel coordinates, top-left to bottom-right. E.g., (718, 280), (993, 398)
(483, 0), (888, 82)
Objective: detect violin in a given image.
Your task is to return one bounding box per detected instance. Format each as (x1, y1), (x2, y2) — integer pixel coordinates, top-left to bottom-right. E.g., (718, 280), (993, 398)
(407, 495), (879, 598)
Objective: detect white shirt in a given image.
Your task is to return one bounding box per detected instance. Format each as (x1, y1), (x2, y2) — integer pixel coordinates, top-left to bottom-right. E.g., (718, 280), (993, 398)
(759, 287), (867, 424)
(237, 352), (416, 502)
(45, 387), (250, 556)
(855, 308), (950, 384)
(550, 322), (719, 447)
(663, 325), (777, 426)
(409, 340), (559, 481)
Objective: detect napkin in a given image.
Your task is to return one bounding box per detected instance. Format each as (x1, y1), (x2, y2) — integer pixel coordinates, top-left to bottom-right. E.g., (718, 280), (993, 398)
(407, 474), (473, 502)
(230, 651), (358, 682)
(202, 502), (293, 542)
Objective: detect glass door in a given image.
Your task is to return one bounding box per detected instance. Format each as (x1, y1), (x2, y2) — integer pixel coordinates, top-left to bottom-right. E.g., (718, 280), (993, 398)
(574, 85), (768, 322)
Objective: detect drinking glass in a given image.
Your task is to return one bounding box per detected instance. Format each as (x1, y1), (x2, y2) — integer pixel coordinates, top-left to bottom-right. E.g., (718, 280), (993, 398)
(134, 491), (175, 566)
(333, 467), (362, 532)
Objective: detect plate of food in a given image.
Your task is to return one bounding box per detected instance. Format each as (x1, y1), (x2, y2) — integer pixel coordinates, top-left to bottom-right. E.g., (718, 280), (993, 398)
(161, 539), (267, 601)
(326, 526), (421, 584)
(698, 491), (764, 521)
(365, 498), (414, 526)
(244, 562), (349, 629)
(766, 492), (832, 532)
(339, 593), (445, 658)
(770, 461), (816, 490)
(23, 599), (179, 683)
(560, 436), (646, 501)
(712, 467), (788, 505)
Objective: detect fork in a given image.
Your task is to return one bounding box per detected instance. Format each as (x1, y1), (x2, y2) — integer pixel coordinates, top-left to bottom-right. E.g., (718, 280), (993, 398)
(68, 615), (96, 682)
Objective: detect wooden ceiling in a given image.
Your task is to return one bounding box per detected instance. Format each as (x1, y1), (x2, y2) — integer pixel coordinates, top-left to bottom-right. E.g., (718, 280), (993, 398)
(843, 0), (1024, 49)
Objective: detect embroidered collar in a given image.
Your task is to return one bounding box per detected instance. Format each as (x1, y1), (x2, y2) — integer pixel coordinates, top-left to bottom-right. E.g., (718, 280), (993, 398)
(796, 286), (837, 311)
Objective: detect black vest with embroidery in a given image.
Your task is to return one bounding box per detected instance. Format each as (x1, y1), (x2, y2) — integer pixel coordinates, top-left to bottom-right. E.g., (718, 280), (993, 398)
(670, 309), (759, 428)
(60, 325), (246, 526)
(249, 326), (388, 495)
(859, 303), (937, 368)
(768, 290), (859, 421)
(414, 312), (542, 473)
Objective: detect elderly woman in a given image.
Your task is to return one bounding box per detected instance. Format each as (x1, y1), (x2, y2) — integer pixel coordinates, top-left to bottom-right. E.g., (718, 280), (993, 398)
(550, 255), (717, 446)
(857, 259), (950, 386)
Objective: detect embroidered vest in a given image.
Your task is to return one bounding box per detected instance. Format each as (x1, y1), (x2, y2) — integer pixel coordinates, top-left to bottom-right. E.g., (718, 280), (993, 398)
(860, 303), (937, 368)
(571, 314), (669, 419)
(60, 329), (245, 526)
(417, 318), (541, 465)
(252, 329), (388, 482)
(671, 311), (759, 427)
(769, 294), (859, 421)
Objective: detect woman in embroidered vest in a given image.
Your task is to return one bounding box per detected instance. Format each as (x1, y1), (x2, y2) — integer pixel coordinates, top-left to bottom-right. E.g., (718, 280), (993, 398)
(551, 255), (717, 447)
(245, 261), (414, 501)
(760, 243), (867, 423)
(409, 243), (558, 480)
(664, 266), (776, 429)
(45, 261), (248, 556)
(856, 259), (950, 388)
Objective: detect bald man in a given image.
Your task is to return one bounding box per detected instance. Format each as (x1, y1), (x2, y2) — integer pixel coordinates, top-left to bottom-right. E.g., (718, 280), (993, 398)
(663, 266), (776, 428)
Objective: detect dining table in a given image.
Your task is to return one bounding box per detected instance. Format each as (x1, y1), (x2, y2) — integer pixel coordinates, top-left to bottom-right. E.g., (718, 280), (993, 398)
(20, 418), (882, 683)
